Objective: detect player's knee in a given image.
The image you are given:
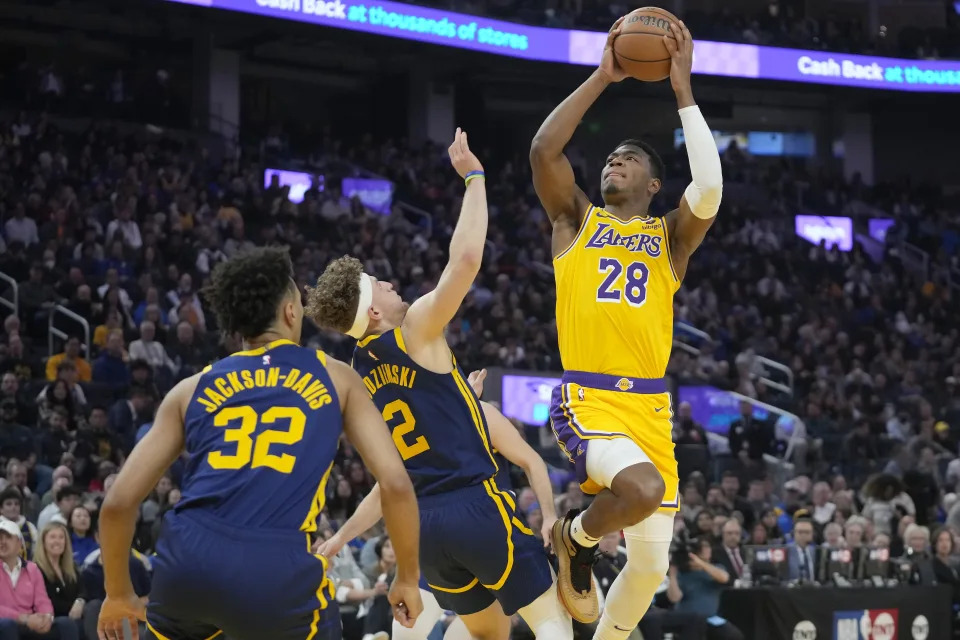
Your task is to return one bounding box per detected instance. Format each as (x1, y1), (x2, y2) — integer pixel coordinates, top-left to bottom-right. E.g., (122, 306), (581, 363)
(616, 468), (666, 523)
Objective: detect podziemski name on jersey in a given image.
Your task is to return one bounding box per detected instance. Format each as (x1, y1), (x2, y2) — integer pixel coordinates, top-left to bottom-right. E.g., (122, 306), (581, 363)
(363, 363), (418, 397)
(585, 223), (663, 257)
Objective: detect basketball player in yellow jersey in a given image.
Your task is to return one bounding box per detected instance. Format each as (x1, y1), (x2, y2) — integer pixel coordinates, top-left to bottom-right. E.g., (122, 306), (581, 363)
(529, 19), (722, 639)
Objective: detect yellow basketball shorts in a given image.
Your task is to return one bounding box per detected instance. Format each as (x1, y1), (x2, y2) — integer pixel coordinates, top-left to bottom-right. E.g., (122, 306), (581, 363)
(549, 371), (679, 511)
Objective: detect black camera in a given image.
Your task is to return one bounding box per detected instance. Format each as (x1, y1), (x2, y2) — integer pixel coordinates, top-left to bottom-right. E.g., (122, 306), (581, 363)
(670, 532), (700, 573)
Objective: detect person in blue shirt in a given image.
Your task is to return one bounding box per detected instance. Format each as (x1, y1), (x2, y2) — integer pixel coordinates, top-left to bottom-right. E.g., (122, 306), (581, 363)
(667, 537), (744, 640)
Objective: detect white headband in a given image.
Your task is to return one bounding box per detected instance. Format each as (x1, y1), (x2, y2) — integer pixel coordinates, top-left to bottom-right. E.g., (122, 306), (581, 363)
(346, 274), (374, 339)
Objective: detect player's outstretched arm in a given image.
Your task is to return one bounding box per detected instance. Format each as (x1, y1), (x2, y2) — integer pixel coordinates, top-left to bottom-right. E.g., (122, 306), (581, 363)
(315, 483), (383, 559)
(530, 17), (625, 227)
(664, 21), (722, 268)
(482, 401), (559, 548)
(403, 128), (486, 344)
(98, 374), (196, 640)
(329, 358), (422, 627)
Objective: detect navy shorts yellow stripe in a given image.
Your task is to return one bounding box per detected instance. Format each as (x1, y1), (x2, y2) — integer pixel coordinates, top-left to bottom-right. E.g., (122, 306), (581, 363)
(418, 481), (553, 616)
(147, 510), (340, 640)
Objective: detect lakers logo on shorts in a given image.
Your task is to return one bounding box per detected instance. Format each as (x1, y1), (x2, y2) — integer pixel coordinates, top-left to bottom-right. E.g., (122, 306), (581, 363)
(615, 378), (634, 392)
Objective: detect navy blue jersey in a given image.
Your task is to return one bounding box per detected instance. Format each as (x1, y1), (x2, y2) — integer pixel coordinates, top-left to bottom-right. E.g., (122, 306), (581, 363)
(352, 327), (497, 497)
(176, 339), (341, 533)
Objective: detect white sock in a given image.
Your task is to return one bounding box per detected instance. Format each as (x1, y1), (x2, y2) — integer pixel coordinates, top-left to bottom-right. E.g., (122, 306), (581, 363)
(570, 512), (600, 548)
(593, 513), (673, 640)
(517, 585), (574, 640)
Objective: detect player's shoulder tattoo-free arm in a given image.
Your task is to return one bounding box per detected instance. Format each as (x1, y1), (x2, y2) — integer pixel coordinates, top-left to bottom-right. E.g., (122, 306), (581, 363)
(402, 178), (487, 344)
(530, 72), (608, 227)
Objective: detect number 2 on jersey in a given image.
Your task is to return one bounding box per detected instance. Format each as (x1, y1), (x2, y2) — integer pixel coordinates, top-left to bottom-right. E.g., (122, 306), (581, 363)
(208, 405), (306, 474)
(596, 258), (650, 306)
(382, 399), (431, 460)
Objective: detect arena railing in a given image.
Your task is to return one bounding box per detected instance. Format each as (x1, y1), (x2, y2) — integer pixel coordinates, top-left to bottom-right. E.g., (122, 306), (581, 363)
(704, 390), (800, 486)
(48, 304), (91, 361)
(0, 271), (17, 317)
(674, 321), (794, 396)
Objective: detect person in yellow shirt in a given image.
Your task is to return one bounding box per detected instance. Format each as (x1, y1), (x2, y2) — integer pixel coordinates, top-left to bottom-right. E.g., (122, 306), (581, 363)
(45, 337), (91, 383)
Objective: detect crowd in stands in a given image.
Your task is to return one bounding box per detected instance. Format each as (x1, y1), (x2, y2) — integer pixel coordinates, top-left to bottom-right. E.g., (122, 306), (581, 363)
(1, 61), (960, 635)
(403, 0), (960, 60)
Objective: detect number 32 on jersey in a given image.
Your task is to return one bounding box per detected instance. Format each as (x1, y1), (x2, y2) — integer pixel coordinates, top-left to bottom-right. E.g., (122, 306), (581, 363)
(596, 257), (650, 306)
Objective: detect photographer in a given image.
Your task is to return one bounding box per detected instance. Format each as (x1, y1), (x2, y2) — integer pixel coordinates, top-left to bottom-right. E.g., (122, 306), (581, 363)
(667, 537), (744, 640)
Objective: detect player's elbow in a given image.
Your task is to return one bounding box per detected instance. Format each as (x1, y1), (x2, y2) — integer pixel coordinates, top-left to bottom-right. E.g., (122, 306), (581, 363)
(451, 249), (483, 275)
(529, 136), (555, 164)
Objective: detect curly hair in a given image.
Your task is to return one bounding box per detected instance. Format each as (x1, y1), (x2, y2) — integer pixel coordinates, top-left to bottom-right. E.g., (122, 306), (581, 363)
(305, 256), (364, 333)
(202, 247), (296, 339)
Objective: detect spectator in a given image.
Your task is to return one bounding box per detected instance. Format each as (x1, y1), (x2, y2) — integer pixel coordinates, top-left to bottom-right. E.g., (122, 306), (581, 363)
(92, 330), (130, 389)
(36, 485), (80, 533)
(0, 489), (37, 562)
(106, 386), (151, 452)
(0, 374), (32, 427)
(75, 407), (125, 483)
(37, 381), (81, 432)
(822, 522), (845, 548)
(4, 203), (39, 247)
(713, 518), (745, 585)
(166, 322), (208, 378)
(358, 536), (397, 640)
(728, 401), (777, 463)
(18, 264), (57, 331)
(787, 518), (819, 583)
(44, 338), (91, 384)
(128, 321), (176, 374)
(1, 464), (40, 524)
(0, 519), (78, 640)
(0, 335), (40, 382)
(32, 523), (83, 631)
(667, 537), (743, 640)
(37, 361), (88, 412)
(0, 403), (35, 463)
(67, 507), (97, 568)
(810, 482), (836, 527)
(931, 527), (960, 605)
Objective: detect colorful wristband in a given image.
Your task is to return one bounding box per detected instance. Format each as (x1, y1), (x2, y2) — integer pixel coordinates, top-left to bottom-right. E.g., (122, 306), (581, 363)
(464, 171), (485, 186)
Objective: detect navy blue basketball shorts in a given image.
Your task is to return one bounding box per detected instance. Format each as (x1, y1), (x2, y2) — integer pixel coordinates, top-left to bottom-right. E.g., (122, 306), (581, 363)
(418, 479), (554, 616)
(146, 510), (340, 640)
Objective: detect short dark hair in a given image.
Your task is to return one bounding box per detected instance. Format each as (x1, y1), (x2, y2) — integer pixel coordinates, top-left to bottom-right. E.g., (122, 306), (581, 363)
(375, 535), (391, 559)
(56, 485), (82, 502)
(305, 256), (366, 333)
(615, 139), (665, 181)
(0, 487), (23, 507)
(202, 247), (297, 339)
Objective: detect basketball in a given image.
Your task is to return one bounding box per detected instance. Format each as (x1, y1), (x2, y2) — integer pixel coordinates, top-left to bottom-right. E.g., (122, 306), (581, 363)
(613, 7), (679, 82)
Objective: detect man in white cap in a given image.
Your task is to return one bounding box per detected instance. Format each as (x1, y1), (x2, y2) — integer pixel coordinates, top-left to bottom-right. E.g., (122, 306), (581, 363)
(0, 519), (78, 639)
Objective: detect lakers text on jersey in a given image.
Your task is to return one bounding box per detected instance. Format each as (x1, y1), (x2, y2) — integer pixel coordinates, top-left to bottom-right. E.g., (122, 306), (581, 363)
(352, 328), (553, 615)
(147, 340), (341, 640)
(550, 206), (680, 511)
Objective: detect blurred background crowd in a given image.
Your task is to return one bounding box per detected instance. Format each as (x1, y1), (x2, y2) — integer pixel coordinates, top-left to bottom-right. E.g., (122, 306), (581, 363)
(0, 0), (959, 638)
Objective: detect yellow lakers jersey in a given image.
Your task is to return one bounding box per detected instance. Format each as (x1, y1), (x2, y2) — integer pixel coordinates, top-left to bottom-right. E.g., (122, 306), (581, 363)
(554, 205), (680, 378)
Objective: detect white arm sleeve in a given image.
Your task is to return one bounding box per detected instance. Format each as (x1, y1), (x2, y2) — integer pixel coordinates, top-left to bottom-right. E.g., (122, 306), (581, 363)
(679, 105), (723, 219)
